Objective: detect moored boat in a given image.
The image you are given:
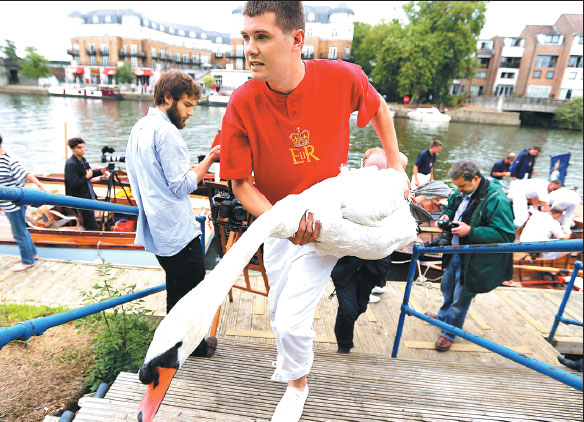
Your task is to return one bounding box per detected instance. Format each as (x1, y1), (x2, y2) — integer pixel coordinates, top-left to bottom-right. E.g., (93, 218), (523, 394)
(48, 86), (122, 100)
(407, 107), (451, 123)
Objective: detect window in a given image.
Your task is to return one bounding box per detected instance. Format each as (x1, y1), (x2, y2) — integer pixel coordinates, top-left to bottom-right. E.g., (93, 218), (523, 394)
(170, 28), (175, 34)
(501, 72), (515, 79)
(89, 56), (97, 65)
(130, 44), (137, 54)
(580, 35), (583, 44)
(192, 54), (198, 64)
(500, 57), (521, 68)
(569, 72), (577, 80)
(144, 19), (149, 26)
(175, 52), (180, 62)
(105, 15), (112, 23)
(88, 43), (95, 53)
(474, 71), (487, 78)
(344, 46), (350, 59)
(451, 84), (466, 95)
(535, 55), (558, 68)
(160, 24), (165, 32)
(308, 12), (315, 22)
(543, 34), (561, 44)
(179, 30), (185, 36)
(183, 53), (188, 63)
(533, 70), (541, 78)
(470, 85), (484, 96)
(217, 37), (223, 43)
(480, 42), (490, 49)
(328, 46), (337, 59)
(216, 50), (223, 58)
(511, 38), (522, 47)
(214, 75), (222, 87)
(131, 57), (138, 67)
(152, 59), (156, 69)
(92, 16), (99, 24)
(477, 57), (490, 68)
(151, 47), (156, 57)
(160, 48), (164, 58)
(494, 85), (514, 96)
(167, 50), (172, 59)
(568, 55), (583, 68)
(201, 33), (207, 39)
(306, 29), (312, 38)
(332, 30), (337, 38)
(527, 85), (550, 98)
(73, 43), (80, 52)
(190, 31), (196, 38)
(236, 44), (243, 56)
(102, 57), (109, 66)
(546, 71), (554, 79)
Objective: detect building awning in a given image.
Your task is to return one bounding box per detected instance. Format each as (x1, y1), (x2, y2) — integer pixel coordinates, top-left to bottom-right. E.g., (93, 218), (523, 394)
(71, 67), (84, 75)
(133, 68), (154, 77)
(103, 67), (117, 76)
(90, 68), (100, 74)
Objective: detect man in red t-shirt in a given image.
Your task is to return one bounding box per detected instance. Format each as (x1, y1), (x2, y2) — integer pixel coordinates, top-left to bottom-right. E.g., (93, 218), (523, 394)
(220, 2), (408, 420)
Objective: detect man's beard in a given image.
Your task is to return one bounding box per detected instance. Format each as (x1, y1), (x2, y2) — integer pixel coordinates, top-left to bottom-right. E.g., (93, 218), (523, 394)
(167, 101), (185, 129)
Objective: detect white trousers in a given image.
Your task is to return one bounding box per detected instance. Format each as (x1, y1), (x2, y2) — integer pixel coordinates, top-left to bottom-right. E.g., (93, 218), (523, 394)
(263, 237), (338, 382)
(411, 172), (431, 188)
(508, 183), (529, 228)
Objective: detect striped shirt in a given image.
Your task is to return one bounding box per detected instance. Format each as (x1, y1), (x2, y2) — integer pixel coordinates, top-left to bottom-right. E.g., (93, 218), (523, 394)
(0, 152), (28, 212)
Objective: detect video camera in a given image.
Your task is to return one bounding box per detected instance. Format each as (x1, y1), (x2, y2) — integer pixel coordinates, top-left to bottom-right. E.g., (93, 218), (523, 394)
(211, 190), (248, 225)
(424, 219), (459, 247)
(101, 146), (125, 170)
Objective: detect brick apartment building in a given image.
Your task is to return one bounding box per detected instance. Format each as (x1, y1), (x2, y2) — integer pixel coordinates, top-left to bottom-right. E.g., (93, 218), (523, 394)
(453, 14), (583, 100)
(66, 4), (355, 87)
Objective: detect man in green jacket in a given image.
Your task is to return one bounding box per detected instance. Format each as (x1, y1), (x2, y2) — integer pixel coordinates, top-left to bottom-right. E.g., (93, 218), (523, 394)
(426, 160), (515, 352)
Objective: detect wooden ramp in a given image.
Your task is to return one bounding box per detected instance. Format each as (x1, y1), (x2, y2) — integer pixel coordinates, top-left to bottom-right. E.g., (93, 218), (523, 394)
(74, 339), (583, 422)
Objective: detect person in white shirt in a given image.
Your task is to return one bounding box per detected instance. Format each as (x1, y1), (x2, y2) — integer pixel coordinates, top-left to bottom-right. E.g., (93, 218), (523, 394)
(520, 207), (570, 259)
(507, 178), (562, 228)
(548, 187), (580, 232)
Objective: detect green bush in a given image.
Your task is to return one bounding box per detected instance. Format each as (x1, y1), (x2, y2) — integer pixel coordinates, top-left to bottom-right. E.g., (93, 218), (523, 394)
(444, 95), (466, 107)
(0, 302), (69, 327)
(76, 260), (156, 392)
(553, 97), (583, 131)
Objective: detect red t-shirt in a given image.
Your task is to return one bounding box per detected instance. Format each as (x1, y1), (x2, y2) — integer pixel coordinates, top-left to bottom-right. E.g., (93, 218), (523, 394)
(220, 59), (380, 204)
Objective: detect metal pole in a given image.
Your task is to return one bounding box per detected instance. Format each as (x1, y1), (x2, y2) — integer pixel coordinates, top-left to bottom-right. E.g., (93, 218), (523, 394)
(414, 239), (582, 255)
(391, 246), (420, 358)
(548, 261), (583, 343)
(0, 284), (165, 349)
(406, 306), (583, 391)
(0, 186), (138, 215)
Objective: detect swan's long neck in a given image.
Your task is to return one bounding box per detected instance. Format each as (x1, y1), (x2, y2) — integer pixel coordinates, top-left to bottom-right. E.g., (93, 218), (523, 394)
(143, 206), (292, 367)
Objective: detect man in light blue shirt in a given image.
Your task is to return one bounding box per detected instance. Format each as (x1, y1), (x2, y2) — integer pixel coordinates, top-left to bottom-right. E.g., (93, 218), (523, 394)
(126, 70), (220, 358)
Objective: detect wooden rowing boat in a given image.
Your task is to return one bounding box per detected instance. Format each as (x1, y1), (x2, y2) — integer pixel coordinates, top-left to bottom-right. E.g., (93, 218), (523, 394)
(0, 175), (215, 267)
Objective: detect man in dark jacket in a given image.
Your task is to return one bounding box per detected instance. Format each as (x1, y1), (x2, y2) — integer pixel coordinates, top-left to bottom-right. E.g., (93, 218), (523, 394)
(510, 146), (541, 180)
(427, 160), (515, 352)
(64, 137), (104, 230)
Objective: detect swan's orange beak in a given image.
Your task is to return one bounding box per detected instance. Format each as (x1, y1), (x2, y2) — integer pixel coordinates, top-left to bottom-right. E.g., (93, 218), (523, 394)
(137, 367), (177, 422)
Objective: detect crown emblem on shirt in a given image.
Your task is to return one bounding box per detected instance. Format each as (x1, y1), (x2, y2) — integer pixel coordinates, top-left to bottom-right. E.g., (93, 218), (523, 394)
(289, 127), (310, 148)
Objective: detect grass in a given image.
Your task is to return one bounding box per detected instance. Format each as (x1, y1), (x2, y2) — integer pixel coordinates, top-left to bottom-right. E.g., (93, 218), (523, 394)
(0, 302), (69, 327)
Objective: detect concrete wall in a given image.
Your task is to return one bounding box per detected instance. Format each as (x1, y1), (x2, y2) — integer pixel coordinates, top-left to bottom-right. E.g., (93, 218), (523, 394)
(446, 109), (520, 126)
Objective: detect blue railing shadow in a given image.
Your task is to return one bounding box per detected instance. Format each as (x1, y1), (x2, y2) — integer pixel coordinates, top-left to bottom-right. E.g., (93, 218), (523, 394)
(391, 239), (583, 391)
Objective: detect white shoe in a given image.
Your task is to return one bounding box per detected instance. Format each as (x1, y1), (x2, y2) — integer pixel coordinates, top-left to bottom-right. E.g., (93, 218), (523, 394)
(369, 294), (380, 303)
(271, 385), (309, 422)
(371, 286), (387, 294)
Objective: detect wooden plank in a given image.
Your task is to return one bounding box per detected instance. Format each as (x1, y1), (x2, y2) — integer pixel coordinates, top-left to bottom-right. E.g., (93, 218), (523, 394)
(364, 306), (377, 322)
(495, 290), (549, 334)
(542, 292), (583, 322)
(253, 295), (265, 315)
(225, 329), (337, 344)
(468, 308), (491, 330)
(553, 336), (584, 355)
(314, 305), (321, 320)
(405, 340), (532, 354)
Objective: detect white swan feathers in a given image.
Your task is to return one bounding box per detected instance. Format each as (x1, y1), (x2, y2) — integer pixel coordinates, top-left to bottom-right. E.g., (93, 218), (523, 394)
(140, 165), (417, 374)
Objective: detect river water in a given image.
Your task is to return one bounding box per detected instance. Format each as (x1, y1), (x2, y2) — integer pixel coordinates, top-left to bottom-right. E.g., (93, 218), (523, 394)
(1, 93), (582, 193)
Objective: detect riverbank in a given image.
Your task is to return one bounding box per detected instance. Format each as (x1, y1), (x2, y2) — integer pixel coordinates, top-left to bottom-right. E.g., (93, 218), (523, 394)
(0, 84), (154, 102)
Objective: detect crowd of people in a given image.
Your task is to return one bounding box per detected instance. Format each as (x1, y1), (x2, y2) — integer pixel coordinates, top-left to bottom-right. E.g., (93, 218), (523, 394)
(1, 3), (581, 420)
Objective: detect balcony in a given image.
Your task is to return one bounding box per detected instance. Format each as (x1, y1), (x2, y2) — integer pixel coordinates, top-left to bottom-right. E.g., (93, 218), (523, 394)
(98, 49), (109, 56)
(226, 52), (245, 59)
(151, 52), (157, 59)
(119, 50), (128, 57)
(301, 53), (314, 60)
(86, 48), (97, 56)
(342, 55), (355, 63)
(67, 49), (80, 57)
(476, 48), (494, 58)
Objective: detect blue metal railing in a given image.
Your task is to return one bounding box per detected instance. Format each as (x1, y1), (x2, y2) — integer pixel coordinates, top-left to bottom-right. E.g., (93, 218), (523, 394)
(0, 284), (165, 349)
(547, 261), (584, 343)
(392, 239), (583, 391)
(0, 186), (208, 252)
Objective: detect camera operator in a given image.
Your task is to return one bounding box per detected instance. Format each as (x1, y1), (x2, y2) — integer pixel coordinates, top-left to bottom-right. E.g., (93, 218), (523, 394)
(425, 160), (515, 352)
(65, 137), (105, 230)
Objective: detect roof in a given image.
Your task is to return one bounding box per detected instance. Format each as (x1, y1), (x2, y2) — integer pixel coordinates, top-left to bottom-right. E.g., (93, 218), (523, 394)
(521, 25), (558, 36)
(556, 14), (584, 33)
(71, 9), (230, 44)
(232, 3), (354, 23)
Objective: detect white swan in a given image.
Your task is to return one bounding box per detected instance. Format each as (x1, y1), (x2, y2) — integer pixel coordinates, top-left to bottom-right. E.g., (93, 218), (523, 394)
(137, 166), (417, 422)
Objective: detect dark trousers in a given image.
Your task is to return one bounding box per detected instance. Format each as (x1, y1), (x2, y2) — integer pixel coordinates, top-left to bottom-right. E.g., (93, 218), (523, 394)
(334, 278), (373, 351)
(156, 236), (208, 356)
(80, 209), (99, 230)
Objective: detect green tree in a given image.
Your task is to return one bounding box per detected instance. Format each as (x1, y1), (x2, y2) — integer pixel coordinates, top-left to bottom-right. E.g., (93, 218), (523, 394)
(19, 46), (51, 79)
(553, 97), (583, 131)
(202, 74), (215, 88)
(115, 62), (135, 84)
(358, 1), (486, 103)
(1, 40), (21, 83)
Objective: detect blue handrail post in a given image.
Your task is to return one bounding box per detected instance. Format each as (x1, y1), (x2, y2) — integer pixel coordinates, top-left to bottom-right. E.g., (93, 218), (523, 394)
(391, 244), (420, 358)
(196, 215), (206, 253)
(547, 261), (583, 344)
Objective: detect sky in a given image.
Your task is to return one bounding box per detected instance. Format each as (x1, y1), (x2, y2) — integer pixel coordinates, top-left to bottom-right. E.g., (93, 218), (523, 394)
(0, 1), (582, 61)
